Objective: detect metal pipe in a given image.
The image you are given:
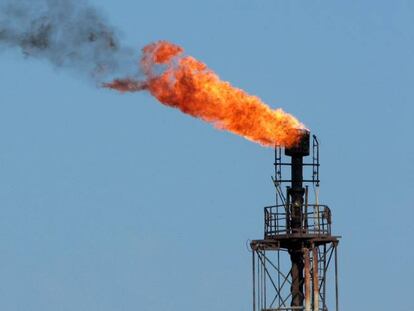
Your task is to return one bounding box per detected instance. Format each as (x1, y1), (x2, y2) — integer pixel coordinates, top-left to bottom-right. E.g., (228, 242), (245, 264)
(264, 250), (267, 309)
(304, 186), (309, 232)
(323, 244), (327, 310)
(290, 248), (304, 307)
(253, 251), (256, 311)
(312, 248), (319, 311)
(289, 156), (304, 233)
(286, 188), (291, 234)
(278, 250), (281, 307)
(259, 253), (261, 309)
(257, 251), (261, 311)
(304, 248), (311, 311)
(285, 130), (310, 309)
(335, 245), (339, 311)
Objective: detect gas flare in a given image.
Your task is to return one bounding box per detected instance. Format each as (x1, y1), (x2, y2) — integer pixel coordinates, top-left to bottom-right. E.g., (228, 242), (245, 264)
(105, 41), (305, 147)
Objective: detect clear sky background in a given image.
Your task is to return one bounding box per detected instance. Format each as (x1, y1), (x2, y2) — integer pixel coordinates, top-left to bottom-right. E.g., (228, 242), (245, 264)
(0, 0), (413, 310)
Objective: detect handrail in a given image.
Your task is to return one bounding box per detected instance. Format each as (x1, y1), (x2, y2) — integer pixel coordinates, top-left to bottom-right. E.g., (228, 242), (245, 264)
(264, 204), (332, 237)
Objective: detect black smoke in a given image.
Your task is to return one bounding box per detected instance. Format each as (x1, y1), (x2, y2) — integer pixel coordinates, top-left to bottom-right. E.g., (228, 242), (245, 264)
(0, 0), (138, 82)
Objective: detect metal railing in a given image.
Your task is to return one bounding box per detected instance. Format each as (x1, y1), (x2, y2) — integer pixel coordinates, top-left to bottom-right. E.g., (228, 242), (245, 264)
(264, 204), (332, 237)
(262, 307), (326, 311)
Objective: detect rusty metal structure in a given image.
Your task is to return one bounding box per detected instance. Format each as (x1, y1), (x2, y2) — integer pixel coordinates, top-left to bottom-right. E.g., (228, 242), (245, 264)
(250, 130), (340, 311)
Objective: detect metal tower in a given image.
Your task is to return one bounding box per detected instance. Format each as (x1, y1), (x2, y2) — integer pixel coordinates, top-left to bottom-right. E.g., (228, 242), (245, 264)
(250, 130), (340, 311)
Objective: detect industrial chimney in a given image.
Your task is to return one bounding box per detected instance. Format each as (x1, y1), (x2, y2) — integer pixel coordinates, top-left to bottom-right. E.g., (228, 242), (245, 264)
(250, 130), (340, 311)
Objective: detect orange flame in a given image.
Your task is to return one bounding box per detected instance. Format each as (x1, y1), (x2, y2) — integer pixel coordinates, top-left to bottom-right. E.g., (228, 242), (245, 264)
(104, 41), (305, 147)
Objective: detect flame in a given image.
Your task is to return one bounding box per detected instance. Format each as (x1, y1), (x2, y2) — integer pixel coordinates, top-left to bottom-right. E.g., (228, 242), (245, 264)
(104, 41), (305, 147)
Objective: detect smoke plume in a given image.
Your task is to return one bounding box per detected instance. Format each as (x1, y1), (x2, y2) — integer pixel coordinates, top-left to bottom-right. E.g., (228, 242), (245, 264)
(0, 0), (137, 81)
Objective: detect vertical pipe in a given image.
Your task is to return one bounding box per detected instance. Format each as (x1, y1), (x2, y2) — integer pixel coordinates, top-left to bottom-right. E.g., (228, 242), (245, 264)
(290, 156), (304, 233)
(314, 187), (320, 231)
(285, 130), (309, 309)
(257, 252), (260, 311)
(264, 251), (267, 309)
(335, 245), (339, 311)
(313, 247), (319, 311)
(286, 188), (291, 234)
(261, 252), (264, 310)
(288, 160), (305, 306)
(277, 250), (281, 307)
(305, 186), (309, 232)
(290, 248), (304, 307)
(304, 248), (311, 311)
(253, 250), (256, 311)
(323, 244), (326, 310)
(289, 155), (305, 308)
(259, 252), (263, 311)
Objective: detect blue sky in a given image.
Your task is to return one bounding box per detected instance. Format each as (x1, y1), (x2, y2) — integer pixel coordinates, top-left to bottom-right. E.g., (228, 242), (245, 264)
(0, 1), (413, 310)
